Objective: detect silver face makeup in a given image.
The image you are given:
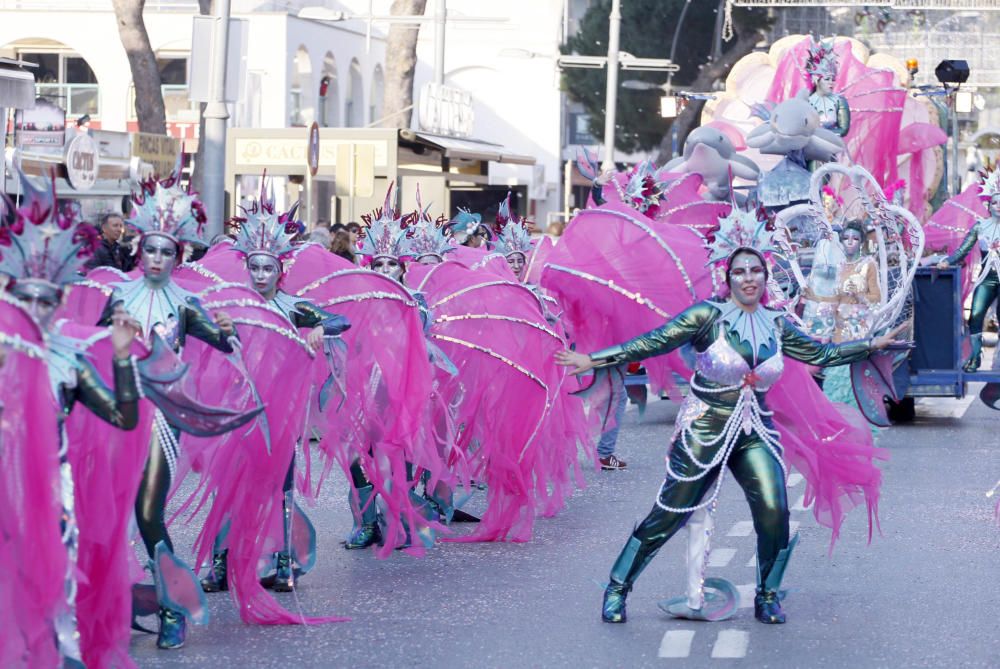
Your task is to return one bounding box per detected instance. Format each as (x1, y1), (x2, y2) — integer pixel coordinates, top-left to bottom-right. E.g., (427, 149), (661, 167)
(141, 234), (179, 286)
(816, 75), (834, 95)
(841, 229), (863, 259)
(989, 194), (1000, 218)
(506, 252), (526, 277)
(10, 280), (61, 329)
(248, 254), (281, 299)
(728, 252), (766, 308)
(371, 256), (403, 281)
(417, 254), (442, 266)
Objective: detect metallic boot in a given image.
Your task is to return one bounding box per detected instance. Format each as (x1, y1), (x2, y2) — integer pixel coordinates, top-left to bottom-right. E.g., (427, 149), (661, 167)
(964, 334), (983, 372)
(200, 550), (228, 593)
(344, 484), (382, 549)
(754, 534), (799, 625)
(156, 606), (186, 649)
(602, 536), (655, 623)
(273, 552), (295, 592)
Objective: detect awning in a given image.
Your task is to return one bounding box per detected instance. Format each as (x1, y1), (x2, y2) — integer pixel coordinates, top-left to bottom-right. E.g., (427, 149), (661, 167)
(399, 130), (535, 165)
(0, 58), (36, 109)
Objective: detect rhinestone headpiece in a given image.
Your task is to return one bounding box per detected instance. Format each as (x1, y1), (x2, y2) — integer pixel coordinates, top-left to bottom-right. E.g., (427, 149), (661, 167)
(358, 182), (414, 259)
(493, 192), (533, 258)
(128, 152), (206, 246)
(978, 168), (1000, 202)
(231, 178), (299, 263)
(408, 184), (454, 260)
(0, 169), (98, 288)
(804, 38), (838, 85)
(705, 204), (777, 266)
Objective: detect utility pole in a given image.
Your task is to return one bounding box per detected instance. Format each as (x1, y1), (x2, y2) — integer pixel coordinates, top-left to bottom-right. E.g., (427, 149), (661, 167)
(433, 0), (446, 85)
(202, 0), (231, 239)
(601, 0), (621, 172)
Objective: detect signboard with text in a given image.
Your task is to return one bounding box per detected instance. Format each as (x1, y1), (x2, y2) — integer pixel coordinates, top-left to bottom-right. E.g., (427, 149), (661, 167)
(131, 132), (181, 178)
(417, 83), (474, 138)
(14, 98), (65, 149)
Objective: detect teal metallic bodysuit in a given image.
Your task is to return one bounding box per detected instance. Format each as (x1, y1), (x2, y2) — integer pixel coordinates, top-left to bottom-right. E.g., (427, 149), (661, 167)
(593, 299), (870, 614)
(946, 217), (1000, 370)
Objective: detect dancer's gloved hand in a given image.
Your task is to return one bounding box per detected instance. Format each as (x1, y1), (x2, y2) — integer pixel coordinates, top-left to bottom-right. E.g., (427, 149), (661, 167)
(307, 325), (324, 354)
(870, 323), (909, 351)
(214, 310), (235, 336)
(555, 349), (597, 375)
(111, 305), (140, 360)
(936, 259), (950, 270)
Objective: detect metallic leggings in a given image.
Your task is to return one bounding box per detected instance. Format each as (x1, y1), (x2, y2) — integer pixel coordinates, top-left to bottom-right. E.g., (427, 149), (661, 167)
(622, 419), (789, 586)
(135, 426), (178, 558)
(968, 268), (1000, 335)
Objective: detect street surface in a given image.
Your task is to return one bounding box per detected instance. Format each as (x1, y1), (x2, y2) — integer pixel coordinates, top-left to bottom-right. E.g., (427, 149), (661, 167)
(133, 371), (1000, 668)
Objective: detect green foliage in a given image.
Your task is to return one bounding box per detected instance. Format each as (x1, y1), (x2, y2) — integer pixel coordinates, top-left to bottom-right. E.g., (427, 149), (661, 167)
(562, 0), (768, 154)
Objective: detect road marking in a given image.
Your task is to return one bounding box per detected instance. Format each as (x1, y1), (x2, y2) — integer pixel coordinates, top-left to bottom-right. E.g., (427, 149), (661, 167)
(707, 548), (736, 568)
(745, 553), (756, 568)
(791, 494), (809, 512)
(658, 630), (695, 659)
(711, 630), (749, 659)
(789, 520), (800, 535)
(727, 520), (754, 537)
(786, 473), (804, 488)
(736, 583), (755, 608)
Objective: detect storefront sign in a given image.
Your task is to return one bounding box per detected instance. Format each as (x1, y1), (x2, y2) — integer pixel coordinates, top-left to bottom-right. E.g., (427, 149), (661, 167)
(308, 121), (320, 176)
(418, 83), (474, 138)
(131, 132), (181, 178)
(64, 133), (99, 191)
(15, 98), (65, 149)
(233, 137), (389, 172)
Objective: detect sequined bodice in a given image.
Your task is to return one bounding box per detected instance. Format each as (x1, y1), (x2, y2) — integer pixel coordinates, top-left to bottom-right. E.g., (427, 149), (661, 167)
(977, 218), (1000, 255)
(695, 334), (783, 391)
(112, 277), (195, 349)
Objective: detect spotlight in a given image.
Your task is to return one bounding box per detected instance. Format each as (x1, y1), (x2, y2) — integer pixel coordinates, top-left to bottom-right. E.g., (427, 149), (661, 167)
(935, 60), (970, 85)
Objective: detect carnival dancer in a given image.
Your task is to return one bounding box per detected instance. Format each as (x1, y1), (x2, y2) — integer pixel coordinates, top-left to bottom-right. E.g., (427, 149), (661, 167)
(0, 176), (142, 668)
(493, 192), (534, 280)
(95, 166), (247, 649)
(805, 39), (850, 138)
(937, 168), (1000, 372)
(195, 189), (350, 600)
(409, 185), (457, 265)
(555, 206), (903, 625)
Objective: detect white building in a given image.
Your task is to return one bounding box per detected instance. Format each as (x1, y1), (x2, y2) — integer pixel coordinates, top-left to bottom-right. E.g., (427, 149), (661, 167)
(0, 0), (590, 225)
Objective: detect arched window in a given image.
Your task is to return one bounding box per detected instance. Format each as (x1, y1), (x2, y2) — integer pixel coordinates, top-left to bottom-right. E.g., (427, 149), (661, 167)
(290, 46), (313, 127)
(319, 52), (340, 127)
(369, 64), (385, 125)
(344, 58), (363, 128)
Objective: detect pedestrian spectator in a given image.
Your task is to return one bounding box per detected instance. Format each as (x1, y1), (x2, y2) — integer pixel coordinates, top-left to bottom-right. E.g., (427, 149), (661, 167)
(308, 227), (332, 248)
(345, 221), (362, 246)
(597, 372), (628, 470)
(331, 222), (346, 235)
(330, 230), (357, 264)
(85, 212), (135, 272)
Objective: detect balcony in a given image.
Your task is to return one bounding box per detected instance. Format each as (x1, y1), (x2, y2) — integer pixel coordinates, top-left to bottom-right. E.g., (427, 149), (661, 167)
(35, 83), (99, 117)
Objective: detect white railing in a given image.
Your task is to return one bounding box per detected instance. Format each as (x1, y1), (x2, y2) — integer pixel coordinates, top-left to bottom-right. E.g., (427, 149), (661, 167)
(36, 83), (99, 117)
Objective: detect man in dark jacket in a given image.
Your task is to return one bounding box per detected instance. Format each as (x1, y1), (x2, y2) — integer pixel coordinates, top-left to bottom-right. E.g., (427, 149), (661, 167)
(86, 213), (135, 272)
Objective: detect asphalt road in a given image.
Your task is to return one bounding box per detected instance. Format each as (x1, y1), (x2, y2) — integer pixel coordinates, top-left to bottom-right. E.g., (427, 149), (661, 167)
(132, 385), (1000, 668)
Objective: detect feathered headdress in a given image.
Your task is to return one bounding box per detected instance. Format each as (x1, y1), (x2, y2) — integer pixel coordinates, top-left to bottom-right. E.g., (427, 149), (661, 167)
(358, 182), (414, 259)
(493, 191), (533, 257)
(408, 184), (454, 260)
(705, 203), (777, 266)
(445, 209), (486, 244)
(231, 177), (299, 263)
(610, 160), (670, 217)
(0, 169), (98, 288)
(804, 38), (839, 86)
(128, 152), (206, 246)
(978, 167), (1000, 202)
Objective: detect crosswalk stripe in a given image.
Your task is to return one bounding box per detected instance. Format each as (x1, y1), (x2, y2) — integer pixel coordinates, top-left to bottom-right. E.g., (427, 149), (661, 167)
(707, 548), (736, 568)
(736, 583), (755, 608)
(726, 520), (754, 537)
(746, 553), (756, 568)
(711, 630), (749, 659)
(791, 494), (809, 512)
(658, 630), (695, 658)
(786, 472), (804, 488)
